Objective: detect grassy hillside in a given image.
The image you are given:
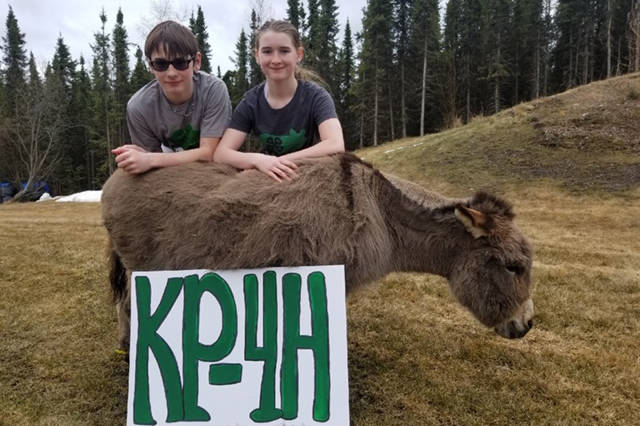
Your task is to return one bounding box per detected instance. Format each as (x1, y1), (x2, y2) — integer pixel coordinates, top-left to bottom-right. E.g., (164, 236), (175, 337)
(0, 74), (638, 425)
(360, 72), (640, 195)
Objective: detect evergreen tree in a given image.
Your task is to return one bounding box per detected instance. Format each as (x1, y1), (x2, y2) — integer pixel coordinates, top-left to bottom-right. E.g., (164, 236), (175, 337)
(249, 9), (264, 87)
(27, 52), (41, 91)
(49, 36), (78, 192)
(304, 0), (322, 70)
(484, 0), (511, 113)
(443, 0), (463, 126)
(90, 10), (114, 183)
(407, 0), (441, 134)
(67, 56), (93, 190)
(336, 20), (357, 149)
(189, 6), (212, 73)
(358, 0), (394, 146)
(231, 28), (250, 105)
(51, 35), (75, 94)
(287, 0), (306, 30)
(509, 0), (548, 102)
(630, 0), (640, 72)
(112, 8), (130, 152)
(454, 0), (483, 122)
(2, 6), (27, 116)
(393, 0), (412, 138)
(612, 0), (635, 75)
(130, 46), (152, 93)
(551, 0), (602, 91)
(316, 0), (340, 94)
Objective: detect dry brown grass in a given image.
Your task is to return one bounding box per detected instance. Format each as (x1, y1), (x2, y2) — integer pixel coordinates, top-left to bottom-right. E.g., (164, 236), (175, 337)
(0, 203), (129, 425)
(1, 74), (639, 425)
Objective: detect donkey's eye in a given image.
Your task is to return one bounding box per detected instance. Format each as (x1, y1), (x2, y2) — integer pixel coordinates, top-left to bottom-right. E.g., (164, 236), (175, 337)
(506, 264), (525, 275)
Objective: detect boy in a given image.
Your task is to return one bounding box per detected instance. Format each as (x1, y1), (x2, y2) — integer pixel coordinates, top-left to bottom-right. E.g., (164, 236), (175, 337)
(113, 21), (231, 174)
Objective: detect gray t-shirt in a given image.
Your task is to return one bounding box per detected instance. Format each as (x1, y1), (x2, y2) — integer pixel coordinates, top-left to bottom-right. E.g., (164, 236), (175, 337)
(229, 80), (337, 156)
(126, 71), (232, 152)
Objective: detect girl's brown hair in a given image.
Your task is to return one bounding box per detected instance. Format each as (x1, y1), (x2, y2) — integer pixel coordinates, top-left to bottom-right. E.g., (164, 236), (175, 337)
(255, 19), (326, 85)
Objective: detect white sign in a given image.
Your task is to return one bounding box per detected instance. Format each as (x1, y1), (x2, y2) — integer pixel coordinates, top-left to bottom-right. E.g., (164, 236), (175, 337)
(127, 266), (349, 425)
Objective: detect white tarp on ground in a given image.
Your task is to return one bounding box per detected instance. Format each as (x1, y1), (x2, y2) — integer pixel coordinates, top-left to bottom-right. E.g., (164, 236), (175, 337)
(56, 190), (102, 203)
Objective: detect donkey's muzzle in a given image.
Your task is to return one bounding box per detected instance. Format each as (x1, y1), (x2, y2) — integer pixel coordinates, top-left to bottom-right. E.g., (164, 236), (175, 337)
(494, 298), (535, 339)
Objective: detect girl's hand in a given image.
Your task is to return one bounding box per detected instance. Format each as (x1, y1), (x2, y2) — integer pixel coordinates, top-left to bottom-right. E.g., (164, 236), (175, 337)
(254, 154), (298, 182)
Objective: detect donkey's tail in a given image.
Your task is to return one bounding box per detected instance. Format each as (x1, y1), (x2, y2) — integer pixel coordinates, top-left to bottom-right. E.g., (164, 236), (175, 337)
(108, 237), (127, 303)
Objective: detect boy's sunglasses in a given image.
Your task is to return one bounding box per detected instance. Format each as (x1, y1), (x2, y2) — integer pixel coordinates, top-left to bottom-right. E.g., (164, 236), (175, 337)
(149, 57), (193, 72)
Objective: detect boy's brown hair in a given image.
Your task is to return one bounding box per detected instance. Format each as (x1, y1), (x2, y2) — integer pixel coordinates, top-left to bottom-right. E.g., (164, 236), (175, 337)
(144, 20), (199, 60)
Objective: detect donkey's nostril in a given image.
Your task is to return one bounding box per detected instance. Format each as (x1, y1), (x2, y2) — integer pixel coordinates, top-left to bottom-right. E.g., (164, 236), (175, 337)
(527, 319), (534, 329)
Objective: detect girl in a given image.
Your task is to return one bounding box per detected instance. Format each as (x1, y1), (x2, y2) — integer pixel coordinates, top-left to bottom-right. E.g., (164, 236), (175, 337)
(213, 20), (345, 182)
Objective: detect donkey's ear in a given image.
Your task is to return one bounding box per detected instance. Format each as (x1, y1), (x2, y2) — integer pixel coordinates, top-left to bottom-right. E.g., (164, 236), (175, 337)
(455, 205), (490, 238)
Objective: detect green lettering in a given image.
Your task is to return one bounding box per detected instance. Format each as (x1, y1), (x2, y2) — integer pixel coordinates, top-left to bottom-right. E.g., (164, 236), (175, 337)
(183, 273), (240, 421)
(281, 272), (331, 421)
(133, 276), (184, 425)
(244, 272), (283, 422)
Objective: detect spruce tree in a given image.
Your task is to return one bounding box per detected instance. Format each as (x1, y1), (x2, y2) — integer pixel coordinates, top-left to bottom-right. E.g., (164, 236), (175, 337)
(231, 28), (250, 105)
(67, 56), (93, 190)
(456, 0), (482, 122)
(248, 9), (264, 87)
(336, 20), (357, 149)
(316, 0), (340, 94)
(51, 36), (75, 95)
(287, 0), (305, 30)
(27, 52), (41, 92)
(408, 0), (442, 134)
(443, 0), (462, 126)
(130, 47), (152, 93)
(49, 36), (77, 191)
(189, 6), (212, 73)
(393, 0), (412, 138)
(305, 0), (322, 70)
(484, 0), (511, 113)
(112, 8), (130, 152)
(2, 6), (27, 117)
(90, 10), (114, 182)
(359, 0), (394, 145)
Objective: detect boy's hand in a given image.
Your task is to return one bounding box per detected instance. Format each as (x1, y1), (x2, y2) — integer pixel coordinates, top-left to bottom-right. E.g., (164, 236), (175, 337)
(254, 154), (298, 183)
(113, 144), (146, 154)
(112, 145), (154, 174)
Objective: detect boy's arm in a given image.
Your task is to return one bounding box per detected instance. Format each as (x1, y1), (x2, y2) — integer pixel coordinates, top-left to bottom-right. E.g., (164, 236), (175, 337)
(113, 137), (219, 174)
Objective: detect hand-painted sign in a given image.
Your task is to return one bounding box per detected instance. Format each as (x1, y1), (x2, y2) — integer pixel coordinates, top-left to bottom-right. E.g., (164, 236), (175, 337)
(127, 266), (349, 425)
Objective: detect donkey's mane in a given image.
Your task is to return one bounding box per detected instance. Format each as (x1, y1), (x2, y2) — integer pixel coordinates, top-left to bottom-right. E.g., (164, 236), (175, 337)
(336, 152), (441, 221)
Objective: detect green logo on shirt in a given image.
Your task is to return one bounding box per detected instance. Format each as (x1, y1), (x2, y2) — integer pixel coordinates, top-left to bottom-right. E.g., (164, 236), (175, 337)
(167, 124), (200, 151)
(260, 129), (307, 156)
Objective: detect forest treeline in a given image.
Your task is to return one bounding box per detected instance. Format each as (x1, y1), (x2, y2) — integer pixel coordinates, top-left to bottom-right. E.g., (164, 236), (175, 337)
(1, 0), (639, 197)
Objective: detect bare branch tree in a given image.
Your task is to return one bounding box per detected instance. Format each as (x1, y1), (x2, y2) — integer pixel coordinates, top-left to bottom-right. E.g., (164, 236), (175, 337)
(5, 81), (68, 201)
(136, 0), (191, 40)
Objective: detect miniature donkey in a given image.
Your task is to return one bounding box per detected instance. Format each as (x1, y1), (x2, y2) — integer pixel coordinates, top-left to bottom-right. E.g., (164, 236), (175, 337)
(102, 153), (535, 351)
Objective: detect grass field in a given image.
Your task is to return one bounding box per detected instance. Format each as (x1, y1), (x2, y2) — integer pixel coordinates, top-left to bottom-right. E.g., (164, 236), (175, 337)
(1, 74), (639, 425)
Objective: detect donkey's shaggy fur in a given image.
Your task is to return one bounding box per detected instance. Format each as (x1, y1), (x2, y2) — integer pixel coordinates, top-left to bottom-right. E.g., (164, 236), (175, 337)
(102, 153), (535, 350)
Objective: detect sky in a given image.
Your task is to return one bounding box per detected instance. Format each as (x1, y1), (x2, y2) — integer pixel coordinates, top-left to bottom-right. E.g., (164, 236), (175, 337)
(1, 0), (368, 76)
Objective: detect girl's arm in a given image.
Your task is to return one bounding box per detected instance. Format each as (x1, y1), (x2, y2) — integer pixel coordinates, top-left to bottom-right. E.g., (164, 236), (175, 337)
(280, 118), (345, 162)
(213, 128), (299, 182)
